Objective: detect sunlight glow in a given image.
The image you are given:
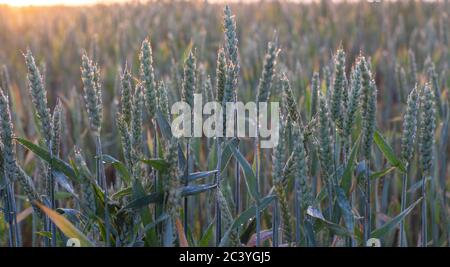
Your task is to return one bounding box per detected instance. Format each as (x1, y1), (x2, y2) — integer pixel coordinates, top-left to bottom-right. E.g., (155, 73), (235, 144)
(0, 0), (123, 6)
(0, 0), (399, 7)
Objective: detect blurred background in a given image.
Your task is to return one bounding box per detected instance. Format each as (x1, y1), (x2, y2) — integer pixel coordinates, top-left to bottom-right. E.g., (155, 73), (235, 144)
(0, 0), (448, 246)
(0, 0), (448, 176)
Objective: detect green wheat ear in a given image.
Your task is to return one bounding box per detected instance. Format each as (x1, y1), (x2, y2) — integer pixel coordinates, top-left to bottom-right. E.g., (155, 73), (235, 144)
(216, 188), (240, 246)
(281, 73), (301, 126)
(401, 86), (419, 164)
(25, 49), (53, 147)
(0, 88), (40, 209)
(216, 48), (227, 104)
(140, 38), (157, 120)
(359, 56), (377, 161)
(120, 64), (133, 126)
(157, 80), (170, 120)
(81, 53), (102, 134)
(317, 93), (333, 179)
(419, 84), (436, 176)
(182, 50), (196, 108)
(74, 147), (96, 214)
(310, 72), (320, 118)
(257, 41), (279, 104)
(51, 99), (63, 157)
(330, 48), (346, 129)
(223, 5), (239, 67)
(343, 62), (361, 143)
(165, 138), (181, 219)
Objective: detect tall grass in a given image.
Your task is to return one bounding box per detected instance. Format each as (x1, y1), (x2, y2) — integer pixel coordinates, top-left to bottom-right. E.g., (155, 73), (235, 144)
(0, 1), (448, 248)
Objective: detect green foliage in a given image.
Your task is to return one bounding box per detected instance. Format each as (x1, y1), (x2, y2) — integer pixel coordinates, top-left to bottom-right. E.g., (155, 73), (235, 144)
(0, 1), (447, 248)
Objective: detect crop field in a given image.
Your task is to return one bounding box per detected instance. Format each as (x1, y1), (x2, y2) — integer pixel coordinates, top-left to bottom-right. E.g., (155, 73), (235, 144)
(0, 0), (449, 247)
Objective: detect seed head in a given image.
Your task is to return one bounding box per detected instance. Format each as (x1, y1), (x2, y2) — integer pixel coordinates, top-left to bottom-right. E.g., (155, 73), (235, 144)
(310, 72), (320, 118)
(140, 38), (157, 119)
(0, 89), (40, 206)
(216, 188), (240, 246)
(427, 63), (443, 118)
(318, 94), (334, 179)
(182, 50), (196, 107)
(223, 5), (239, 67)
(281, 73), (301, 125)
(272, 120), (285, 184)
(166, 138), (181, 218)
(256, 41), (279, 103)
(401, 86), (419, 163)
(120, 64), (133, 126)
(292, 123), (311, 210)
(81, 53), (103, 134)
(116, 114), (132, 169)
(51, 99), (63, 157)
(359, 56), (377, 160)
(343, 63), (361, 141)
(25, 49), (53, 146)
(419, 84), (436, 176)
(408, 49), (417, 84)
(395, 64), (407, 103)
(216, 48), (227, 103)
(331, 48), (346, 129)
(157, 80), (170, 120)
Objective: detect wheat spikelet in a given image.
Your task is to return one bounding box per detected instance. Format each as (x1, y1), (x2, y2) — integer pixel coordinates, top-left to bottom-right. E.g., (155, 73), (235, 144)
(343, 63), (361, 142)
(0, 89), (40, 207)
(419, 84), (436, 176)
(310, 72), (320, 118)
(140, 38), (157, 120)
(120, 64), (133, 126)
(330, 48), (346, 129)
(216, 48), (227, 103)
(25, 50), (53, 146)
(256, 41), (279, 103)
(401, 86), (419, 163)
(81, 53), (102, 134)
(157, 80), (170, 120)
(359, 56), (377, 160)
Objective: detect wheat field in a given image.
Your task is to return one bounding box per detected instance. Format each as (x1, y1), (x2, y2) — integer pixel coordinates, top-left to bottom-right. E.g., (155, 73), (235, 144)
(0, 0), (449, 247)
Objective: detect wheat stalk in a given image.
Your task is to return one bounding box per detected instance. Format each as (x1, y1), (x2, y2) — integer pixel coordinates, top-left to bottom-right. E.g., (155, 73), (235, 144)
(399, 86), (418, 247)
(418, 84), (436, 247)
(80, 53), (110, 246)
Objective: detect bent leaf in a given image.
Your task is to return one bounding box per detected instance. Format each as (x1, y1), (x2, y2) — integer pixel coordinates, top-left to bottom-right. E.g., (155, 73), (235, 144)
(182, 170), (218, 183)
(181, 183), (217, 197)
(141, 158), (169, 172)
(34, 201), (94, 247)
(373, 131), (406, 173)
(220, 195), (275, 246)
(371, 197), (422, 238)
(15, 137), (79, 182)
(370, 166), (396, 180)
(307, 206), (353, 237)
(230, 145), (258, 200)
(122, 192), (163, 210)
